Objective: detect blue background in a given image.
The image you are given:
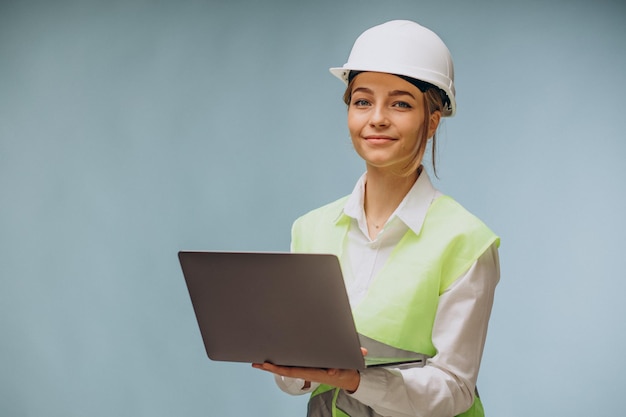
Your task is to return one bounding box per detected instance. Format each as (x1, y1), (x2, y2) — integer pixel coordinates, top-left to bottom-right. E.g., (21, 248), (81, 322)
(1, 1), (625, 416)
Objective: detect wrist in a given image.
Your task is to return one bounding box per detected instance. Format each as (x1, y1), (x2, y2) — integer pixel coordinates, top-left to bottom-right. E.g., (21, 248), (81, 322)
(345, 370), (361, 394)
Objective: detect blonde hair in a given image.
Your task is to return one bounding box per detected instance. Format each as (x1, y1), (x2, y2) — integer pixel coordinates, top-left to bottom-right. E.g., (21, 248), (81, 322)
(343, 76), (445, 177)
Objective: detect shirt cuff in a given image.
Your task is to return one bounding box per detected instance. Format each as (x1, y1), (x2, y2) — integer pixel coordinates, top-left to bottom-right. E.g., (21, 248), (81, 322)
(274, 375), (318, 395)
(348, 368), (392, 406)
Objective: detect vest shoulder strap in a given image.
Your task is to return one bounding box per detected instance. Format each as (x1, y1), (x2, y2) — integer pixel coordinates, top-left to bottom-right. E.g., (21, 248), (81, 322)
(291, 195), (350, 255)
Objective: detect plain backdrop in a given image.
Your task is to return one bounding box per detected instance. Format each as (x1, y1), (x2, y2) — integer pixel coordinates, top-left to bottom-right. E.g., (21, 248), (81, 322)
(1, 1), (625, 416)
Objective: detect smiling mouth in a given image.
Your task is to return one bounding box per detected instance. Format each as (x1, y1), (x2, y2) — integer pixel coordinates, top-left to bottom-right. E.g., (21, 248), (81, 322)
(364, 136), (396, 144)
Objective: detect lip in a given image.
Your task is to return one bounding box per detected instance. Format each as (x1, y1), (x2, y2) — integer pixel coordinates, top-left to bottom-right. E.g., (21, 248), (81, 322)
(363, 135), (396, 144)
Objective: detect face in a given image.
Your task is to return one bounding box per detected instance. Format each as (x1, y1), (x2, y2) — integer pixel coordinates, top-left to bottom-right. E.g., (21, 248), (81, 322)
(347, 72), (438, 175)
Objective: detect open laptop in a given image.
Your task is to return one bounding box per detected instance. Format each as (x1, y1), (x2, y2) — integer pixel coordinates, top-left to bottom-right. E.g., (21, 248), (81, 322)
(178, 251), (425, 370)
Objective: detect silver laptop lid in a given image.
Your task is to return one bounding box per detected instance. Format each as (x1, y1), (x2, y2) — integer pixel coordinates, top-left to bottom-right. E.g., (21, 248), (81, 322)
(179, 251), (366, 370)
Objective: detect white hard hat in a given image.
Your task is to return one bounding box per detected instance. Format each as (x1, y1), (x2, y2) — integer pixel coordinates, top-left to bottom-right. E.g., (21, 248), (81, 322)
(330, 20), (456, 117)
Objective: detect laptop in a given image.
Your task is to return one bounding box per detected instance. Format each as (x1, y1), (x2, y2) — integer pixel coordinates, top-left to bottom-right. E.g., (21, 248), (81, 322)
(178, 251), (425, 370)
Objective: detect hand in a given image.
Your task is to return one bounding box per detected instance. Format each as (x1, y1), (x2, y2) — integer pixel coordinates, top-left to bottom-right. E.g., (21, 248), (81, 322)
(252, 348), (367, 393)
(252, 362), (360, 392)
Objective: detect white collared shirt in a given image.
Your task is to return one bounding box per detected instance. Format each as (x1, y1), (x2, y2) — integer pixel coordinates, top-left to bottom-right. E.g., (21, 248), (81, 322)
(342, 171), (443, 307)
(276, 171), (500, 417)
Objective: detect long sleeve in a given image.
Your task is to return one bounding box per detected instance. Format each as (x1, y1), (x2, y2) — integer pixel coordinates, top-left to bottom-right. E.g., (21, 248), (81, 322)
(349, 243), (500, 417)
(274, 375), (318, 395)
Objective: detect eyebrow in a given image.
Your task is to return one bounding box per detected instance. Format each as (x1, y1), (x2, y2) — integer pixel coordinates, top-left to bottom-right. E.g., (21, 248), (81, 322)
(352, 87), (417, 100)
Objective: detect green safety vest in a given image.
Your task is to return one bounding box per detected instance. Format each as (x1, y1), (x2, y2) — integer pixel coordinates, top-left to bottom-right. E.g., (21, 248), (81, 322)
(291, 194), (499, 417)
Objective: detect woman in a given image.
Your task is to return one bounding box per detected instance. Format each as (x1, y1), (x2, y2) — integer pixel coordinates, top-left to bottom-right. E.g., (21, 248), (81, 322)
(253, 20), (500, 417)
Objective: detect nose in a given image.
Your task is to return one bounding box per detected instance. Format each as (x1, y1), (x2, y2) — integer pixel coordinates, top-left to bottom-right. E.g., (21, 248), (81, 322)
(369, 105), (389, 128)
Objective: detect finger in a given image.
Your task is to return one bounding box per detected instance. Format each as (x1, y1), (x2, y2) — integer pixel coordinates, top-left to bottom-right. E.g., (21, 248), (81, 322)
(254, 362), (282, 373)
(361, 347), (368, 356)
(252, 362), (317, 379)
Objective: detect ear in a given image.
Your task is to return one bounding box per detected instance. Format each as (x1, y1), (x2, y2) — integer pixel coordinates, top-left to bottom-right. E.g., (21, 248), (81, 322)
(427, 110), (442, 139)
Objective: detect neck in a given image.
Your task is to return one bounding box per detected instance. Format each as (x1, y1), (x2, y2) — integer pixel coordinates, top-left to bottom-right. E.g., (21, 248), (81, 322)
(364, 166), (421, 238)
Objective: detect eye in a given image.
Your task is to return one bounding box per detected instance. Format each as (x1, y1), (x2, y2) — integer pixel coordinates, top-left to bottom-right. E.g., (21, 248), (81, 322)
(352, 98), (371, 107)
(392, 101), (412, 109)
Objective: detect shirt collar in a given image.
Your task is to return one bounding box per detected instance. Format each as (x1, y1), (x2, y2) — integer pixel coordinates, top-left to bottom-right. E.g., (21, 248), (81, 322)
(339, 169), (440, 236)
